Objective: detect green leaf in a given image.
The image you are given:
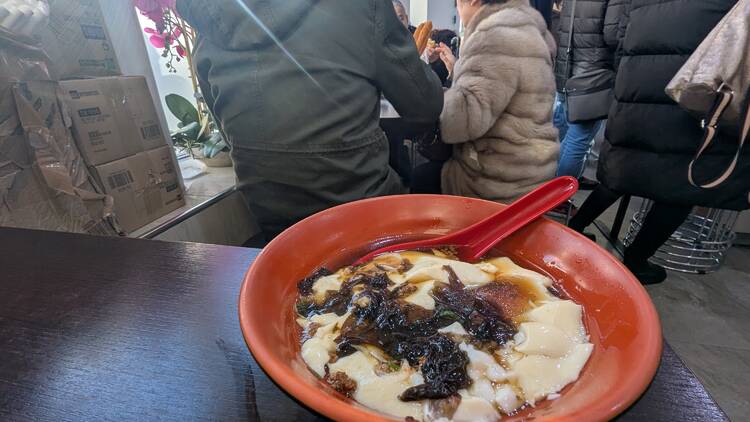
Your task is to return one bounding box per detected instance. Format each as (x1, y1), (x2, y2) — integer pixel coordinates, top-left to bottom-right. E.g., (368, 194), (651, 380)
(197, 113), (211, 140)
(165, 94), (199, 125)
(171, 121), (200, 140)
(202, 132), (228, 158)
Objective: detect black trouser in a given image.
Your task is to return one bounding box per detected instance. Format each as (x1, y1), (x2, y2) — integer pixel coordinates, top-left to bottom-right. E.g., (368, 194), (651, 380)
(410, 161), (444, 194)
(569, 184), (692, 263)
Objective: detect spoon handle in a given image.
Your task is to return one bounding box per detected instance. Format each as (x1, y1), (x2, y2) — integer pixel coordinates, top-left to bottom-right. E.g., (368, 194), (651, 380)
(353, 177), (578, 265)
(455, 177), (578, 261)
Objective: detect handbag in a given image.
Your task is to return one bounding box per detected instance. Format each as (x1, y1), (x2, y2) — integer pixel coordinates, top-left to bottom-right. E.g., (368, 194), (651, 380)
(665, 0), (750, 188)
(563, 0), (615, 123)
(684, 85), (750, 189)
(415, 124), (452, 163)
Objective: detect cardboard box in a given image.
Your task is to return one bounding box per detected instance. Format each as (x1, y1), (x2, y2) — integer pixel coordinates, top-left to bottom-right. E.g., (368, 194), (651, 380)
(91, 146), (185, 233)
(60, 76), (169, 166)
(38, 0), (121, 79)
(144, 146), (184, 210)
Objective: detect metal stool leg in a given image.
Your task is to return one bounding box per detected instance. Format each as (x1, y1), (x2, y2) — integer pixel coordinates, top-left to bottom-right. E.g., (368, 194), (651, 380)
(623, 201), (739, 274)
(564, 200), (573, 225)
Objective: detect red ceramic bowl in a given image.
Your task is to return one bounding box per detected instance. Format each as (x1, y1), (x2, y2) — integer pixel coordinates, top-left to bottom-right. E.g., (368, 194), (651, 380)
(239, 195), (662, 422)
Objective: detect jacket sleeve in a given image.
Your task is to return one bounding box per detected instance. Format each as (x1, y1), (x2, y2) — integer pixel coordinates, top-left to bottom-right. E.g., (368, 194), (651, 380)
(440, 35), (520, 144)
(374, 0), (444, 124)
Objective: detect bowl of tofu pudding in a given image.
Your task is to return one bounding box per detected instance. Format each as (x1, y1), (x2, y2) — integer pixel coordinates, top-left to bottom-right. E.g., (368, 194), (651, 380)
(239, 195), (662, 422)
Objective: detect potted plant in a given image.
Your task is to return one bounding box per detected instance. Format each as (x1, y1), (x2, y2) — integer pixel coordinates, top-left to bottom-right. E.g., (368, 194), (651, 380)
(166, 93), (231, 167)
(134, 0), (231, 167)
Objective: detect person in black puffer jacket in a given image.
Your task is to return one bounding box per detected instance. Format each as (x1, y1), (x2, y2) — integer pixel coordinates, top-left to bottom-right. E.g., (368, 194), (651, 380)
(570, 0), (748, 284)
(553, 0), (628, 181)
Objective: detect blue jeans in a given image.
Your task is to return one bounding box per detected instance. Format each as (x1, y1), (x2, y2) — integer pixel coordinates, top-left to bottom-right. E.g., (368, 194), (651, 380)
(553, 94), (603, 178)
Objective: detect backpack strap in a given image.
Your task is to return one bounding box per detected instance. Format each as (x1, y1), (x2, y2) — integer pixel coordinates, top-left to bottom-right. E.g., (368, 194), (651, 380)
(563, 0), (578, 83)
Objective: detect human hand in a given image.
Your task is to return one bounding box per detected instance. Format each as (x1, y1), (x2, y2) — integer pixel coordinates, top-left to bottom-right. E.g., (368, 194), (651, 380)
(425, 41), (441, 63)
(438, 43), (456, 76)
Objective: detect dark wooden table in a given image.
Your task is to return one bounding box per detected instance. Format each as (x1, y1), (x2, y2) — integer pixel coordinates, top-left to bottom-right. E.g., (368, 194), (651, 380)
(0, 228), (728, 421)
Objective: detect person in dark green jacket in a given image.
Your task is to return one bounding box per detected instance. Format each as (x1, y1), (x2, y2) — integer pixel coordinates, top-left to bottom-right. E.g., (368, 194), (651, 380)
(177, 0), (444, 239)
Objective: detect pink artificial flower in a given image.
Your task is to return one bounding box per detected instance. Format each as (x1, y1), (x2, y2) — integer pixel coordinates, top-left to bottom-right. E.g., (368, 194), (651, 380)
(133, 0), (175, 25)
(148, 34), (166, 49)
(145, 9), (165, 26)
(144, 27), (182, 50)
(144, 27), (165, 48)
(175, 45), (186, 57)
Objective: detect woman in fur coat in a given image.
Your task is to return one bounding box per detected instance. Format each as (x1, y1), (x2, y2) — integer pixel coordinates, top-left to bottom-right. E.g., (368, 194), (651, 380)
(413, 0), (559, 203)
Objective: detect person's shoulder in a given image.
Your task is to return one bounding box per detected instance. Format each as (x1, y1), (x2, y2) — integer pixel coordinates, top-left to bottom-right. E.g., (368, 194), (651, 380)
(459, 3), (548, 57)
(474, 4), (543, 37)
(463, 4), (552, 63)
(474, 4), (546, 40)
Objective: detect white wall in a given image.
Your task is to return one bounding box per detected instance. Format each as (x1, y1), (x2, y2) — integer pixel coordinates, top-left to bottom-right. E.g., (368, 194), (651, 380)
(410, 0), (428, 26)
(428, 0), (458, 32)
(411, 0), (458, 31)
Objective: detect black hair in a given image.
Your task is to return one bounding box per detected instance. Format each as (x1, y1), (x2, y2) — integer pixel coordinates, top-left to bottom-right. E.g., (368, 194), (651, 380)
(431, 29), (458, 46)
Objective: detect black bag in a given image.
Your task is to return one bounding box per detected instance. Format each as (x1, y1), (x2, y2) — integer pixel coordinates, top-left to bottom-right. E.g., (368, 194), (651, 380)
(565, 68), (615, 122)
(563, 0), (614, 123)
(415, 124), (452, 162)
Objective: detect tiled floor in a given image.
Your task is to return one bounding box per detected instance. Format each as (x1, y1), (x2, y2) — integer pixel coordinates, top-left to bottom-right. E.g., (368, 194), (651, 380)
(573, 192), (750, 421)
(647, 248), (750, 421)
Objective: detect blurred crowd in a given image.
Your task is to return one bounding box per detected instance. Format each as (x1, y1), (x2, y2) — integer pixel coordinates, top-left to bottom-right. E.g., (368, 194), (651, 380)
(177, 0), (749, 285)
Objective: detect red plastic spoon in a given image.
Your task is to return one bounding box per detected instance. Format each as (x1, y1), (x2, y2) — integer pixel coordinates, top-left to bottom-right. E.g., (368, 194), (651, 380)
(354, 176), (579, 265)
